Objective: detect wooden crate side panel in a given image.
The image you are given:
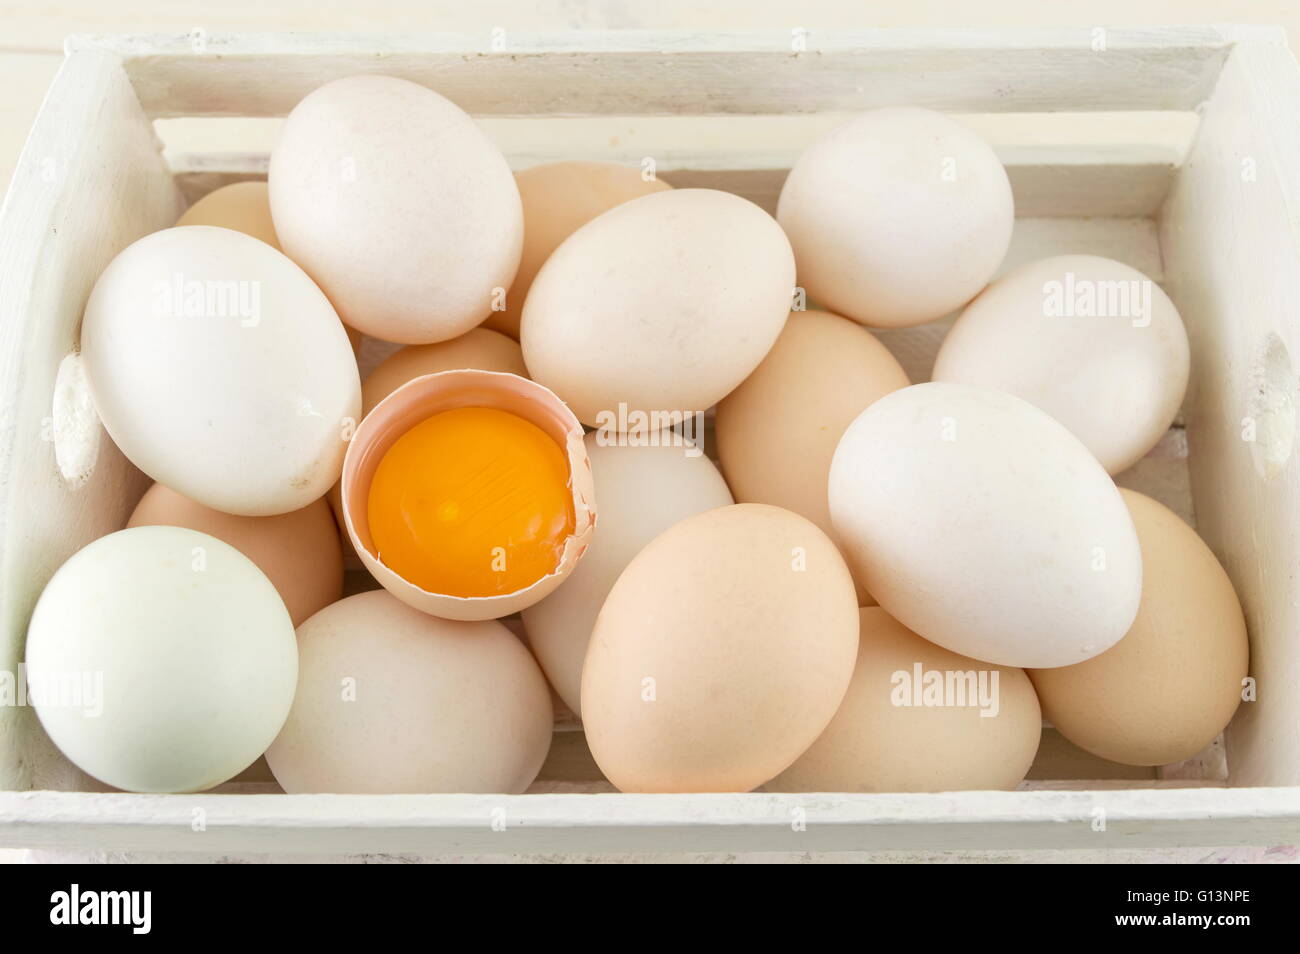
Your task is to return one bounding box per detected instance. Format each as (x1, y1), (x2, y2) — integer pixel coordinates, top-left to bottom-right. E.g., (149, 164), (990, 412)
(1, 787), (1296, 855)
(167, 146), (1180, 219)
(1160, 40), (1300, 788)
(65, 29), (1238, 118)
(0, 53), (184, 792)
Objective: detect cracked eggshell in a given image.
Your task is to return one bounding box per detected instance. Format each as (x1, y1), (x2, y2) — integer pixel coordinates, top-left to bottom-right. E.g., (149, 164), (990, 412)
(269, 75), (523, 344)
(829, 382), (1142, 669)
(81, 226), (361, 516)
(342, 369), (595, 621)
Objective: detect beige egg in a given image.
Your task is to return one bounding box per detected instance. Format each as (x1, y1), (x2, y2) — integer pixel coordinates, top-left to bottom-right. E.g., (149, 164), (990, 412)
(1029, 490), (1248, 766)
(177, 181), (281, 250)
(582, 503), (859, 792)
(768, 607), (1041, 793)
(270, 75), (523, 344)
(520, 433), (733, 715)
(933, 255), (1190, 474)
(522, 188), (795, 427)
(716, 309), (909, 603)
(127, 482), (342, 628)
(483, 161), (672, 340)
(361, 327), (527, 417)
(265, 590), (553, 793)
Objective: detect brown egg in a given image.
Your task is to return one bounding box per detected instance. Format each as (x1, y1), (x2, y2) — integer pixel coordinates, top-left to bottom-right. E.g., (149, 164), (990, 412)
(768, 607), (1041, 792)
(361, 327), (527, 417)
(176, 181), (281, 250)
(127, 482), (343, 627)
(483, 161), (671, 339)
(582, 504), (859, 792)
(1029, 489), (1249, 766)
(715, 309), (909, 603)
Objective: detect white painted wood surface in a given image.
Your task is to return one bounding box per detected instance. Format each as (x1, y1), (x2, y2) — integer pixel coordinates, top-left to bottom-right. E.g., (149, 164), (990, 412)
(1161, 37), (1300, 789)
(0, 28), (1298, 857)
(66, 28), (1245, 117)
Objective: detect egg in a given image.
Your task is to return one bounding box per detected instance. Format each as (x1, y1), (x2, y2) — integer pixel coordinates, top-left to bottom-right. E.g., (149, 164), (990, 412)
(341, 370), (595, 620)
(360, 327), (527, 417)
(582, 504), (859, 792)
(520, 434), (733, 715)
(483, 161), (672, 340)
(715, 308), (909, 603)
(777, 107), (1013, 328)
(1029, 490), (1248, 765)
(25, 526), (297, 793)
(265, 591), (552, 793)
(176, 181), (281, 250)
(522, 188), (795, 427)
(829, 382), (1142, 669)
(932, 255), (1190, 474)
(176, 181), (363, 355)
(127, 482), (343, 627)
(269, 75), (523, 344)
(81, 226), (361, 516)
(768, 608), (1041, 792)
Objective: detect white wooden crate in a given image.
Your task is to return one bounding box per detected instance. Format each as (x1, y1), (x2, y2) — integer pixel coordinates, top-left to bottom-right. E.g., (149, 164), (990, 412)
(1, 28), (1299, 857)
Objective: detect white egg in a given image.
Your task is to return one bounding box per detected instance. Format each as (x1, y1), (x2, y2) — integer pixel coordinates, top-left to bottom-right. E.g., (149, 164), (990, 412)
(521, 188), (794, 427)
(777, 107), (1013, 328)
(520, 434), (734, 715)
(828, 382), (1142, 668)
(24, 526), (298, 793)
(932, 255), (1190, 474)
(269, 75), (523, 344)
(81, 226), (361, 516)
(265, 591), (553, 794)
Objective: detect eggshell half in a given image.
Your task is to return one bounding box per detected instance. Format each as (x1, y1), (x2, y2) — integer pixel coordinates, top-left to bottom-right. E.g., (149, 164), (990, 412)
(521, 188), (795, 427)
(269, 75), (523, 344)
(265, 590), (553, 793)
(581, 503), (860, 792)
(767, 607), (1041, 792)
(342, 370), (595, 620)
(1029, 490), (1249, 766)
(715, 309), (909, 604)
(328, 327), (529, 536)
(520, 434), (733, 715)
(932, 255), (1190, 475)
(829, 382), (1142, 669)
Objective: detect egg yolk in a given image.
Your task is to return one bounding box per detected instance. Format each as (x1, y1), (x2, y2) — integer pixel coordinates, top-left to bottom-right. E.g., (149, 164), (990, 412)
(367, 406), (575, 597)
